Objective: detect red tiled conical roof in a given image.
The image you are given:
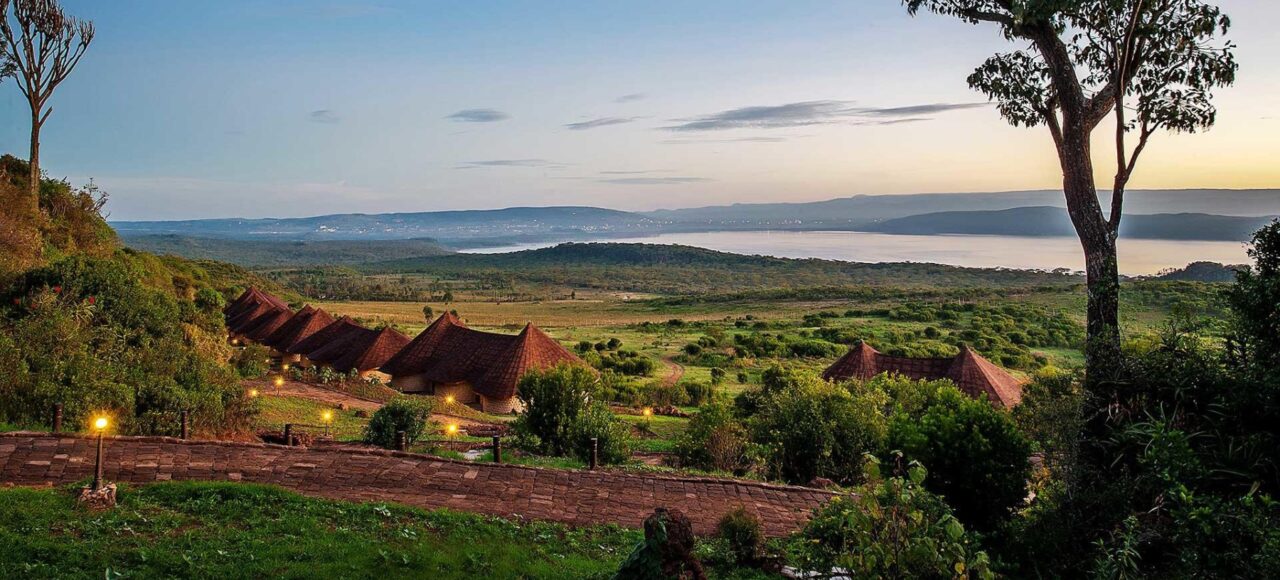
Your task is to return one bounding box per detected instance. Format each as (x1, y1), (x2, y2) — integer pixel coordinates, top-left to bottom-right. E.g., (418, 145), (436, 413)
(381, 314), (590, 399)
(242, 308), (294, 342)
(225, 287), (288, 320)
(227, 302), (284, 334)
(286, 316), (360, 356)
(261, 305), (315, 349)
(266, 307), (335, 352)
(823, 341), (1023, 408)
(304, 318), (370, 363)
(329, 326), (411, 374)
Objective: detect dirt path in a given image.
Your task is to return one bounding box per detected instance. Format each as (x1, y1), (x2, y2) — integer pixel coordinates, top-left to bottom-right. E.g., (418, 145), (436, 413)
(0, 433), (832, 536)
(660, 356), (685, 387)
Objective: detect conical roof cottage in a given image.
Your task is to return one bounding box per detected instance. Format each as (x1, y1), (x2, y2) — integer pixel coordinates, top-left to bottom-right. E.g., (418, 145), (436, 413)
(824, 341), (1023, 408)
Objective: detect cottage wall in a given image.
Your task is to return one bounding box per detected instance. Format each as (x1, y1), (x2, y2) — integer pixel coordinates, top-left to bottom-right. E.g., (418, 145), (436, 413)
(390, 374), (429, 393)
(435, 382), (477, 404)
(480, 395), (522, 415)
(361, 369), (393, 383)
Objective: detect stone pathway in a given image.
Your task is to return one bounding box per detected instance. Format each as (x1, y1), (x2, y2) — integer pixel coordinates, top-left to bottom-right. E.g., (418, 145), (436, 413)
(0, 433), (833, 536)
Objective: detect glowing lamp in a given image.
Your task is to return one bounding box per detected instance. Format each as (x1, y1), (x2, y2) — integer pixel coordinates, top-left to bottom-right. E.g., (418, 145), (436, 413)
(93, 416), (109, 431)
(445, 395), (455, 404)
(446, 424), (459, 435)
(273, 376), (285, 388)
(642, 408), (653, 417)
(281, 363), (290, 371)
(248, 389), (259, 398)
(322, 410), (334, 423)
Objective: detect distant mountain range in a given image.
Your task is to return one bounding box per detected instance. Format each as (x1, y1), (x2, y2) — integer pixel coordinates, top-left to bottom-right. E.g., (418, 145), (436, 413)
(112, 189), (1280, 245)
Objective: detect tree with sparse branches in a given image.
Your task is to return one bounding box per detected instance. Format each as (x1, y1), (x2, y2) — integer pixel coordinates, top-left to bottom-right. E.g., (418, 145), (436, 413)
(0, 0), (94, 208)
(901, 0), (1236, 381)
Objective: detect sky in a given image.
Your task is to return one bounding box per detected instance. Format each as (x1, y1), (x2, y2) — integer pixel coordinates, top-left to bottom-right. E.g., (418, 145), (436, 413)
(0, 0), (1277, 221)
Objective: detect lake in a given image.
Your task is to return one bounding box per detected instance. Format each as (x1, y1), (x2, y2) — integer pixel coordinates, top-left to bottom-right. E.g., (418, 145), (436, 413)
(460, 231), (1250, 276)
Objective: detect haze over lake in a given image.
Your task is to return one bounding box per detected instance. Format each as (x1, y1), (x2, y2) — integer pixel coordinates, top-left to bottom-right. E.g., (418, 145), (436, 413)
(462, 231), (1250, 276)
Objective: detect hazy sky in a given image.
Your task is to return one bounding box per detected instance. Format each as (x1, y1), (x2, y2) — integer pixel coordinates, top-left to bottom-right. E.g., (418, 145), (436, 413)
(1, 1), (1276, 220)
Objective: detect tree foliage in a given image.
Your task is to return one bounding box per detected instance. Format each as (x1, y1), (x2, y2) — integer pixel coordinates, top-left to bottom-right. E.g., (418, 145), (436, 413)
(363, 396), (435, 449)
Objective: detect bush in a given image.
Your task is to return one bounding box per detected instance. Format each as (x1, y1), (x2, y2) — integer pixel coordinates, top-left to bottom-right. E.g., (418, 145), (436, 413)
(791, 456), (993, 579)
(748, 370), (888, 485)
(363, 396), (435, 449)
(675, 400), (751, 473)
(569, 401), (633, 465)
(717, 507), (764, 566)
(232, 343), (272, 378)
(682, 381), (716, 407)
(887, 384), (1032, 532)
(512, 365), (598, 458)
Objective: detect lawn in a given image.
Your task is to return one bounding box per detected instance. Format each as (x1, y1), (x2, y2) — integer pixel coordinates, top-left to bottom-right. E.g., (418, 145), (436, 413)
(0, 482), (740, 579)
(254, 395), (370, 441)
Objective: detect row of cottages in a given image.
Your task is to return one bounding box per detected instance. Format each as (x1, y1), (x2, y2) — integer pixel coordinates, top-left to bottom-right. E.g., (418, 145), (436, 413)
(822, 340), (1023, 408)
(223, 288), (587, 413)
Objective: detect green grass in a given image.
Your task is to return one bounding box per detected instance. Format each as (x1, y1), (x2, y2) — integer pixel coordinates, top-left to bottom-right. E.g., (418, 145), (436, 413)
(0, 482), (652, 579)
(255, 396), (370, 441)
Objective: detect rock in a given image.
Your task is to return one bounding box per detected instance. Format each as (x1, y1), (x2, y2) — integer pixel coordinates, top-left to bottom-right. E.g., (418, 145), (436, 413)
(337, 403), (348, 411)
(613, 507), (708, 579)
(76, 483), (117, 510)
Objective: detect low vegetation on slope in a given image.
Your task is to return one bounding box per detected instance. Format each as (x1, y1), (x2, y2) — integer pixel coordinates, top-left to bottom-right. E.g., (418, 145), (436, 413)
(122, 235), (453, 268)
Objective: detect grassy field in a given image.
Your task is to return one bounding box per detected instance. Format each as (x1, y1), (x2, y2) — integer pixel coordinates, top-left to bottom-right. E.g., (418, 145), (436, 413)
(0, 482), (768, 579)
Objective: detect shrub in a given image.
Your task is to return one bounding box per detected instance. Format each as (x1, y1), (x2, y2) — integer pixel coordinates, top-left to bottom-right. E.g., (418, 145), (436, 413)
(675, 400), (751, 473)
(749, 370), (888, 485)
(682, 381), (716, 407)
(232, 343), (272, 378)
(887, 385), (1032, 532)
(791, 456), (993, 579)
(717, 507), (764, 566)
(512, 364), (598, 458)
(363, 396), (435, 449)
(642, 382), (689, 407)
(569, 401), (633, 465)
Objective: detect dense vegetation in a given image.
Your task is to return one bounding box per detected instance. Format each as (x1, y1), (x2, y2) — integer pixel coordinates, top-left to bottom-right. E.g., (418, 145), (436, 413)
(0, 156), (262, 436)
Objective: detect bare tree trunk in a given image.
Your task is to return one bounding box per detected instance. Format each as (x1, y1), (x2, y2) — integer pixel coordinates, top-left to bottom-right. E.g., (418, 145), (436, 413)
(1058, 129), (1123, 383)
(28, 111), (41, 213)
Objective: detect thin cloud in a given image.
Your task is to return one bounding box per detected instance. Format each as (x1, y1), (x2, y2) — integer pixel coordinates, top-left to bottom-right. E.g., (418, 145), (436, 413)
(599, 170), (667, 175)
(615, 93), (647, 103)
(565, 117), (639, 131)
(456, 159), (562, 169)
(663, 100), (988, 131)
(309, 109), (340, 124)
(447, 109), (511, 123)
(661, 136), (791, 145)
(601, 177), (710, 185)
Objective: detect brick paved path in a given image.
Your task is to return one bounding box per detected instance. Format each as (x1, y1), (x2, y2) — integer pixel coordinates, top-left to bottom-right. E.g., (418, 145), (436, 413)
(0, 433), (833, 536)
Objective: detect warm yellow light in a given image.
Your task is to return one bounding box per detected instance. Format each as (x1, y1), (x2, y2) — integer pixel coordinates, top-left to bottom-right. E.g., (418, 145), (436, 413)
(273, 376), (285, 388)
(446, 424), (459, 435)
(281, 363), (290, 371)
(248, 389), (259, 398)
(322, 410), (334, 423)
(93, 417), (108, 430)
(642, 408), (653, 417)
(445, 395), (455, 404)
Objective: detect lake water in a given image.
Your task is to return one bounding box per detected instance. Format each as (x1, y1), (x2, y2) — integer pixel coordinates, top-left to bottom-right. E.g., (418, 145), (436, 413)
(460, 231), (1251, 276)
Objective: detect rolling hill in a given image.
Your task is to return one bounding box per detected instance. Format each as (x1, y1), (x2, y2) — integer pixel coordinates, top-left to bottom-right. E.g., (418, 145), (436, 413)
(123, 235), (454, 268)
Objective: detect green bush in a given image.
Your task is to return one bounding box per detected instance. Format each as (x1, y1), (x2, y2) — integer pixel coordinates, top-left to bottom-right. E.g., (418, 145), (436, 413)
(363, 396), (435, 449)
(512, 364), (632, 464)
(748, 370), (888, 485)
(791, 456), (992, 579)
(674, 400), (752, 474)
(569, 402), (633, 465)
(232, 343), (272, 378)
(887, 384), (1031, 532)
(682, 381), (716, 406)
(717, 507), (764, 566)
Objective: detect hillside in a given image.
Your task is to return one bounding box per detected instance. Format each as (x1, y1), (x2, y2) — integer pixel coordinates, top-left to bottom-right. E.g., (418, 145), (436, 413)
(866, 207), (1277, 241)
(365, 242), (1080, 294)
(122, 234), (453, 268)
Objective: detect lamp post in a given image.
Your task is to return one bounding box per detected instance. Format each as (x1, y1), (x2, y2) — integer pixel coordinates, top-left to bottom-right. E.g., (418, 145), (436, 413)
(322, 410), (334, 438)
(91, 416), (108, 491)
(273, 376), (285, 389)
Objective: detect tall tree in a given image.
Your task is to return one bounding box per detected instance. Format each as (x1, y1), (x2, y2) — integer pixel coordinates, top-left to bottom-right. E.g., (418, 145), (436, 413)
(902, 0), (1236, 380)
(0, 0), (94, 208)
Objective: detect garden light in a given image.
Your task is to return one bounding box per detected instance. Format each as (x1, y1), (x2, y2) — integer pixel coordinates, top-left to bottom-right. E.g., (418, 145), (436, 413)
(93, 416), (108, 431)
(642, 408), (653, 417)
(445, 395), (455, 404)
(447, 424), (459, 435)
(248, 389), (259, 398)
(91, 415), (109, 491)
(273, 376), (285, 388)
